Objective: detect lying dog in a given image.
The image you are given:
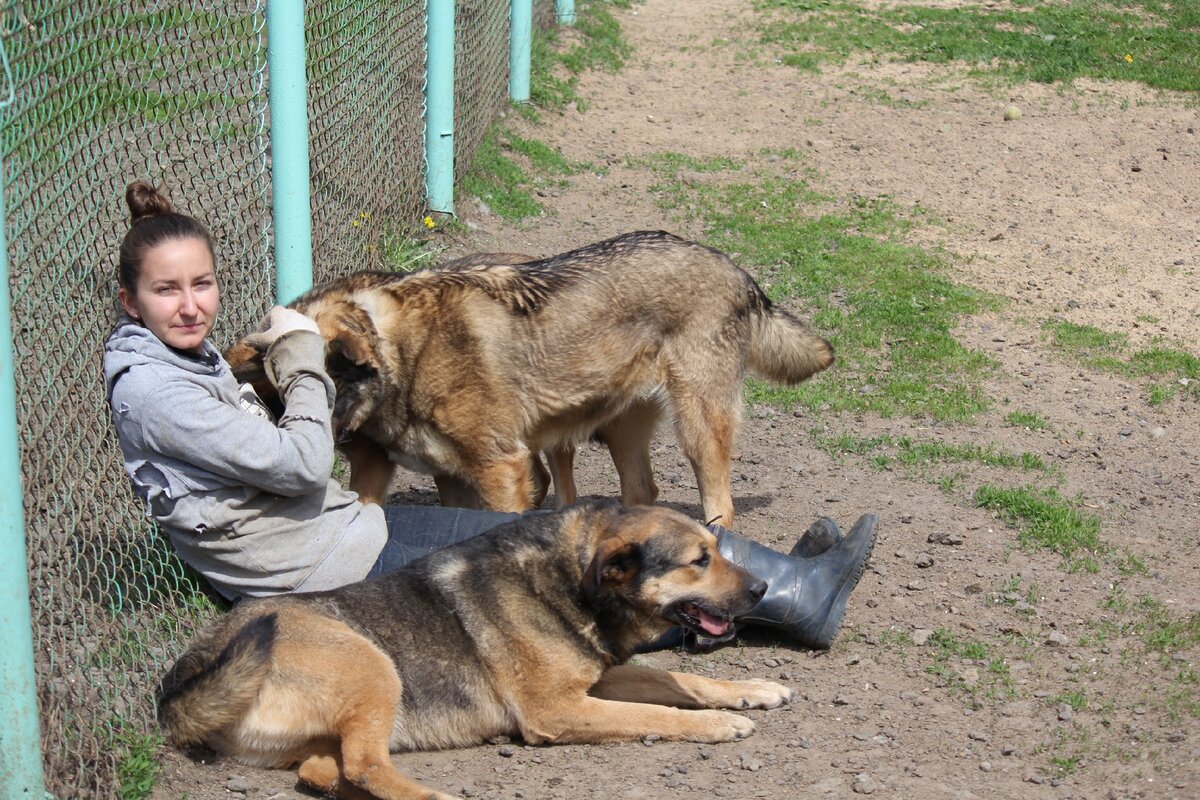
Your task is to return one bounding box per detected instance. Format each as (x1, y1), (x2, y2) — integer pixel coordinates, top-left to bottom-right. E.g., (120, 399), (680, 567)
(157, 503), (793, 799)
(226, 230), (834, 526)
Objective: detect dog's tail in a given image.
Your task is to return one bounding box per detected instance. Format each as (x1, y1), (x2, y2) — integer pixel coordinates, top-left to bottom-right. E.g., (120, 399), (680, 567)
(747, 294), (835, 386)
(156, 613), (278, 747)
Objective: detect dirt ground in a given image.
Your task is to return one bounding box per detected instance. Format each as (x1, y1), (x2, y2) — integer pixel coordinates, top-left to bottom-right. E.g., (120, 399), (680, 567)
(151, 1), (1199, 798)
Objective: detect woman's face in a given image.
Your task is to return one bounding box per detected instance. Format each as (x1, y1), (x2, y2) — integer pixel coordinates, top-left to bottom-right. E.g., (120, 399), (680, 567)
(119, 236), (219, 353)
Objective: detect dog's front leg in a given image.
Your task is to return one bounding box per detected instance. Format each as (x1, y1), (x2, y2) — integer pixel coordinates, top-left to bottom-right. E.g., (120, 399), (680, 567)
(519, 695), (756, 745)
(471, 453), (536, 513)
(589, 663), (793, 710)
(340, 434), (396, 506)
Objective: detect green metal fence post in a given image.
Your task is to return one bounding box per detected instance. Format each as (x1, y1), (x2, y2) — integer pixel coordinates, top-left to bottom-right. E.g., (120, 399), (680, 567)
(267, 0), (314, 304)
(556, 0), (576, 25)
(509, 0), (532, 102)
(0, 35), (47, 794)
(425, 0), (456, 214)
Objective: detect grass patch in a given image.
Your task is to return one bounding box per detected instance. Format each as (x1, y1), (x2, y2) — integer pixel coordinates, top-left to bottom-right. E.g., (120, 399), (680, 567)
(461, 128), (578, 221)
(975, 484), (1105, 569)
(642, 153), (999, 420)
(1046, 320), (1200, 405)
(530, 0), (634, 114)
(817, 431), (1048, 470)
(1005, 409), (1052, 431)
(754, 0), (1200, 92)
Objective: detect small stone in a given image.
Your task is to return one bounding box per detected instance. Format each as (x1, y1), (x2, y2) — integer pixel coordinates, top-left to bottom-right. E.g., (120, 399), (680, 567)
(911, 629), (933, 646)
(969, 731), (990, 742)
(900, 690), (919, 701)
(834, 693), (851, 706)
(1003, 105), (1022, 121)
(915, 553), (935, 568)
(1149, 426), (1167, 440)
(225, 776), (254, 794)
(739, 752), (762, 771)
(928, 531), (964, 546)
(1001, 744), (1017, 756)
(643, 733), (661, 746)
(853, 773), (879, 794)
(1057, 703), (1074, 722)
(1046, 631), (1070, 647)
(498, 746), (515, 757)
(906, 579), (926, 591)
(979, 761), (993, 772)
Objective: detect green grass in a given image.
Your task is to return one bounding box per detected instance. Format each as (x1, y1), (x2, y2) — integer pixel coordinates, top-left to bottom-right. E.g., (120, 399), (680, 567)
(117, 731), (163, 800)
(814, 431), (1047, 474)
(461, 127), (580, 221)
(642, 153), (1000, 420)
(975, 484), (1106, 570)
(1046, 320), (1200, 405)
(754, 0), (1200, 92)
(530, 0), (634, 114)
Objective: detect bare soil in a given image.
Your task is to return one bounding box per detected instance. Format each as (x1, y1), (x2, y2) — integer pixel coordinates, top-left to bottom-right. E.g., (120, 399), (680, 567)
(152, 1), (1199, 798)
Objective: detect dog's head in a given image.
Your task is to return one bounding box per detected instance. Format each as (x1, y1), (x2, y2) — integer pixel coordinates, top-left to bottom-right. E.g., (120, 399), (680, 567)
(223, 300), (387, 438)
(580, 504), (766, 655)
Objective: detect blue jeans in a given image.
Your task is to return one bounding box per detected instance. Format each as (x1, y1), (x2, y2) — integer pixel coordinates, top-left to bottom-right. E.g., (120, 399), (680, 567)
(366, 505), (520, 577)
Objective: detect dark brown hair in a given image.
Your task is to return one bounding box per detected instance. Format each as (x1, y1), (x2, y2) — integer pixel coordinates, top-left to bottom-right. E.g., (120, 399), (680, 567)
(117, 181), (216, 291)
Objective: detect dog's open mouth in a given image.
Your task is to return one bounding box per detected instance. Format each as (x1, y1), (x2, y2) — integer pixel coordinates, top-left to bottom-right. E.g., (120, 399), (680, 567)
(670, 601), (736, 640)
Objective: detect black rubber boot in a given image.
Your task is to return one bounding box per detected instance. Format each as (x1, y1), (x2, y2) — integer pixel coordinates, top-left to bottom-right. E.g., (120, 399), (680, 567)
(715, 514), (878, 650)
(791, 517), (841, 558)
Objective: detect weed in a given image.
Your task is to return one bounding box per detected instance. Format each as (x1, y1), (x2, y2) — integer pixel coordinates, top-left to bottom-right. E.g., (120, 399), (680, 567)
(117, 731), (163, 800)
(530, 0), (633, 114)
(1004, 409), (1052, 431)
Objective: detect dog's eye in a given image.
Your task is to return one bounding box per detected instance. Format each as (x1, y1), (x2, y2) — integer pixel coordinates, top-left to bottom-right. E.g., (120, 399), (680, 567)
(691, 552), (710, 568)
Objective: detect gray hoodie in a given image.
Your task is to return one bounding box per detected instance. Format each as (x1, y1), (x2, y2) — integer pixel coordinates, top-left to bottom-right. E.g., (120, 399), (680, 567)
(102, 318), (385, 600)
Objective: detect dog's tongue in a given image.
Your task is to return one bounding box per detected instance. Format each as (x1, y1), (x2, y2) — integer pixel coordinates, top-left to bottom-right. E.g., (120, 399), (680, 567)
(697, 609), (731, 636)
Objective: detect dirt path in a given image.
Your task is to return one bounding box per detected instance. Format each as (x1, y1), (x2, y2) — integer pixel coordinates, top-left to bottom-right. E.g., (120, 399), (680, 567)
(153, 2), (1199, 798)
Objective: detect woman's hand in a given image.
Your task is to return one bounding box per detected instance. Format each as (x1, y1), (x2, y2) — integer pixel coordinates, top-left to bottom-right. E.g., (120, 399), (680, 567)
(243, 306), (320, 349)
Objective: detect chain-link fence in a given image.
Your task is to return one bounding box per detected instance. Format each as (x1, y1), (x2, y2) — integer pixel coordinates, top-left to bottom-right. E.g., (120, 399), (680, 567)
(0, 1), (561, 795)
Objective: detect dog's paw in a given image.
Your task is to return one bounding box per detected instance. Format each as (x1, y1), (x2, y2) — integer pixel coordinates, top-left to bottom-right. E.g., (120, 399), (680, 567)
(694, 710), (756, 742)
(730, 679), (794, 710)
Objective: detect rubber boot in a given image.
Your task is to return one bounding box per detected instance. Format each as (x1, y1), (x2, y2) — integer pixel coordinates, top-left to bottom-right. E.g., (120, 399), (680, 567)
(791, 517), (841, 558)
(715, 514), (878, 650)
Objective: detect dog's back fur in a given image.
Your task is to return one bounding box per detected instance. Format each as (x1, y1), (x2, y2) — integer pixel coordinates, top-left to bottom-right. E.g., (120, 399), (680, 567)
(227, 231), (833, 525)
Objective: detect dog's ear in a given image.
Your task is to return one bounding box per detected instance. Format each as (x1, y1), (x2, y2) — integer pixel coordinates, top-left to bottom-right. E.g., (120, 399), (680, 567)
(325, 328), (386, 435)
(583, 535), (642, 603)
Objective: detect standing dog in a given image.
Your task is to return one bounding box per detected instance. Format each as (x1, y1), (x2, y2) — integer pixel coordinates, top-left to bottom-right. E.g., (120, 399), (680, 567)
(226, 231), (833, 526)
(157, 503), (793, 799)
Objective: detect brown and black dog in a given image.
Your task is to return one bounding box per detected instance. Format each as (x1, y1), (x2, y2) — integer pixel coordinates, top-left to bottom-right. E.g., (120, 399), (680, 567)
(157, 503), (793, 799)
(226, 231), (833, 526)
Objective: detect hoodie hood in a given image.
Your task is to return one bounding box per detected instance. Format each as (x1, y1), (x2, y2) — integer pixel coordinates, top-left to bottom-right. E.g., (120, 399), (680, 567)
(103, 316), (224, 402)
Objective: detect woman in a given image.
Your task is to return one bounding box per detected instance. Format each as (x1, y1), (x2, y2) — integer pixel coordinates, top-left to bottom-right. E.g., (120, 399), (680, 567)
(103, 181), (877, 649)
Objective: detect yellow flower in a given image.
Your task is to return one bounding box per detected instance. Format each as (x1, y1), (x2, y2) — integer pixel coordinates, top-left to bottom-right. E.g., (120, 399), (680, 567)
(423, 215), (436, 230)
(1124, 53), (1133, 63)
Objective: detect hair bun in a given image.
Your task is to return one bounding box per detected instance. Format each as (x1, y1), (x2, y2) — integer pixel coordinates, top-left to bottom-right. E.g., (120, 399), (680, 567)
(125, 181), (174, 224)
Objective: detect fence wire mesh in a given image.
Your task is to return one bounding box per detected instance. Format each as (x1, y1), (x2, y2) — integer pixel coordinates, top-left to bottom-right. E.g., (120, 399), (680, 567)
(1, 2), (271, 795)
(0, 1), (555, 795)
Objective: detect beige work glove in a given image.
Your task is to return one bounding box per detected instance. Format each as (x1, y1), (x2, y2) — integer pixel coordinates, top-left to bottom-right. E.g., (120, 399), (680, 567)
(243, 306), (320, 350)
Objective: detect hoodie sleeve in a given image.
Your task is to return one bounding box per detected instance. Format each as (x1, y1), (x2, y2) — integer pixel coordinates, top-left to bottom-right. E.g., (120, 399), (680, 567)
(137, 331), (337, 497)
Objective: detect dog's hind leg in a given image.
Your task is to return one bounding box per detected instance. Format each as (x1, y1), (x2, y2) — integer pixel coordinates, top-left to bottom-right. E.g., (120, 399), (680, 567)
(590, 664), (792, 710)
(328, 669), (456, 800)
(529, 452), (552, 508)
(600, 400), (661, 507)
(545, 444), (577, 507)
(341, 434), (396, 506)
(434, 474), (486, 509)
(670, 391), (737, 527)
